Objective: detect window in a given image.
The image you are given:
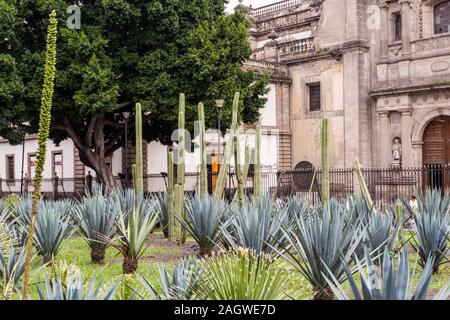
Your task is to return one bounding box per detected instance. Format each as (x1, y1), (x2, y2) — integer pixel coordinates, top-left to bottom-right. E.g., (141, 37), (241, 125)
(394, 12), (402, 41)
(52, 151), (63, 178)
(5, 155), (15, 184)
(435, 1), (450, 34)
(28, 153), (37, 179)
(308, 83), (321, 111)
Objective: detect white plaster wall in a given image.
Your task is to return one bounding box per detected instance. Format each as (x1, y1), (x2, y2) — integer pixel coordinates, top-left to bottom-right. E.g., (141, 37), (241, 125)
(0, 138), (74, 181)
(260, 83), (277, 127)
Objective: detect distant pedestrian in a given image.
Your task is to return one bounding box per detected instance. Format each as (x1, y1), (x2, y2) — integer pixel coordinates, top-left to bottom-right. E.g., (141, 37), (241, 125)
(407, 195), (418, 229)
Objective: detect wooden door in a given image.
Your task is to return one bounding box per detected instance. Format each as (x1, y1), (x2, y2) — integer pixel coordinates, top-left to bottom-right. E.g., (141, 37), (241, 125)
(423, 116), (450, 190)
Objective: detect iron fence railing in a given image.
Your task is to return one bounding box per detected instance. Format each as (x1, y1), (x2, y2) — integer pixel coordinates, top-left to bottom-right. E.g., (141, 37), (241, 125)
(1, 165), (449, 209)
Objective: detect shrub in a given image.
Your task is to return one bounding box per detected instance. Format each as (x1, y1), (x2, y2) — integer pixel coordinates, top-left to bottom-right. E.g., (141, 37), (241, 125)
(195, 248), (290, 300)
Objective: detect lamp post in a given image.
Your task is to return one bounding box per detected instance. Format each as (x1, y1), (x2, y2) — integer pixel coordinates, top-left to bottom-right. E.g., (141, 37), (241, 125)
(215, 99), (224, 163)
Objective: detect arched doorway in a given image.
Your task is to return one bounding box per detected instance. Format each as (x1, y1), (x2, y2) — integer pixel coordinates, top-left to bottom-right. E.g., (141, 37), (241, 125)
(422, 116), (450, 189)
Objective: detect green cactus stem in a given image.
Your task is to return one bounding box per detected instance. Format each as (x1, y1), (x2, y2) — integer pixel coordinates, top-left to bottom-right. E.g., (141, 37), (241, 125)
(233, 143), (250, 204)
(321, 118), (330, 204)
(23, 10), (58, 299)
(198, 102), (208, 195)
(254, 125), (262, 197)
(135, 103), (144, 193)
(215, 92), (240, 200)
(173, 94), (186, 244)
(167, 150), (175, 242)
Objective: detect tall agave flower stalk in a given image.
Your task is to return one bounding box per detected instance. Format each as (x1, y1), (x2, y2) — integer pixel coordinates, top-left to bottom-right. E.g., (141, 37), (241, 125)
(321, 118), (329, 204)
(198, 103), (208, 196)
(253, 125), (262, 197)
(22, 11), (58, 299)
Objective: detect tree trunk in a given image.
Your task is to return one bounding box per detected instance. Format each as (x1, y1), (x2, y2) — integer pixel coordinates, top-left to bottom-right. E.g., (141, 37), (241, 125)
(91, 248), (106, 264)
(312, 286), (335, 300)
(199, 246), (212, 257)
(122, 256), (138, 274)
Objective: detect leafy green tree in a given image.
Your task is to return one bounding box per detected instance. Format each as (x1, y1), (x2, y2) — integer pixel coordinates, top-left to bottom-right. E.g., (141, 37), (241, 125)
(1, 0), (268, 189)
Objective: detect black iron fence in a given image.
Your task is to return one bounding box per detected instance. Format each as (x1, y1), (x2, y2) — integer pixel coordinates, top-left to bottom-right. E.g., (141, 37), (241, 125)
(1, 165), (449, 209)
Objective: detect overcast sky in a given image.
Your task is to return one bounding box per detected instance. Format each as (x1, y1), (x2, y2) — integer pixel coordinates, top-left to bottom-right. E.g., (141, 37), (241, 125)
(226, 0), (281, 13)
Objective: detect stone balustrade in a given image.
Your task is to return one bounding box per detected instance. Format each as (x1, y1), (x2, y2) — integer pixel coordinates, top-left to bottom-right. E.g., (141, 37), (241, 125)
(278, 37), (314, 61)
(255, 9), (315, 33)
(243, 59), (289, 77)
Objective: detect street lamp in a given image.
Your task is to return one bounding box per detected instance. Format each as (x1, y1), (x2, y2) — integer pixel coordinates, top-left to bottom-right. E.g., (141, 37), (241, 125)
(215, 99), (224, 163)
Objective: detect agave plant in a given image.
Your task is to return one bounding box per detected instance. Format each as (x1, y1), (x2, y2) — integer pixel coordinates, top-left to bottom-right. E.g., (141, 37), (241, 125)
(402, 189), (450, 273)
(177, 195), (228, 256)
(36, 274), (118, 300)
(74, 185), (117, 264)
(357, 211), (400, 263)
(325, 247), (449, 300)
(106, 191), (159, 274)
(155, 192), (169, 238)
(0, 247), (26, 299)
(196, 248), (290, 300)
(278, 199), (365, 300)
(136, 256), (203, 300)
(221, 195), (290, 255)
(17, 198), (76, 263)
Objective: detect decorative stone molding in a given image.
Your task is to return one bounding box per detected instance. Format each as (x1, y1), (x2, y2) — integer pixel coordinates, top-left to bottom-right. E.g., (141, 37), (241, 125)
(411, 108), (450, 142)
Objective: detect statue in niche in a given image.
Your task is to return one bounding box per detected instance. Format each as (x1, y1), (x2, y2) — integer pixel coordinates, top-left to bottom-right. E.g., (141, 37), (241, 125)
(391, 137), (402, 166)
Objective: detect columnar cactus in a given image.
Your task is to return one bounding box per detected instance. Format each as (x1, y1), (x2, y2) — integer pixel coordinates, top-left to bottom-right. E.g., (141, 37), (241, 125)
(354, 159), (374, 211)
(233, 144), (251, 204)
(173, 94), (186, 244)
(167, 150), (175, 242)
(23, 10), (58, 299)
(134, 103), (144, 193)
(215, 92), (240, 200)
(254, 125), (262, 197)
(321, 118), (330, 204)
(198, 102), (208, 195)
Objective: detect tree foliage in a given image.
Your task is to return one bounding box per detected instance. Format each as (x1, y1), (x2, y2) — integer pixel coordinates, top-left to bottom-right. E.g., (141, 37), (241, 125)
(0, 0), (268, 187)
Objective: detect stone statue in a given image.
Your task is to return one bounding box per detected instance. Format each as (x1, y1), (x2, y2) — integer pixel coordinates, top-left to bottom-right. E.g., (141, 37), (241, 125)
(392, 137), (402, 165)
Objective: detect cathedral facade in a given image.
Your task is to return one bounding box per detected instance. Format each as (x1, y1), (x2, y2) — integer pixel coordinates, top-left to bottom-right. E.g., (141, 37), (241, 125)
(242, 0), (450, 173)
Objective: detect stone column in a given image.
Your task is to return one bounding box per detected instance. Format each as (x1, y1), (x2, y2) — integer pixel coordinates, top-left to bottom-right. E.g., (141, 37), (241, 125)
(379, 111), (391, 167)
(401, 109), (413, 167)
(400, 0), (411, 57)
(379, 1), (389, 62)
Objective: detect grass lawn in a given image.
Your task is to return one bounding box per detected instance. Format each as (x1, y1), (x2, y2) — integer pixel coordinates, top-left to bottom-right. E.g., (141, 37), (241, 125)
(24, 231), (449, 300)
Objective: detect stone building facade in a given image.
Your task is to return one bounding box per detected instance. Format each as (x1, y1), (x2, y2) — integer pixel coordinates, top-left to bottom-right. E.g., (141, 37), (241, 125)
(241, 0), (450, 173)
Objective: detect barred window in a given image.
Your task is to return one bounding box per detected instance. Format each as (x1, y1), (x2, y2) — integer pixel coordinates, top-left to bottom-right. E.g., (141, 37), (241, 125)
(308, 83), (321, 112)
(435, 1), (450, 34)
(6, 155), (15, 182)
(394, 13), (402, 41)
